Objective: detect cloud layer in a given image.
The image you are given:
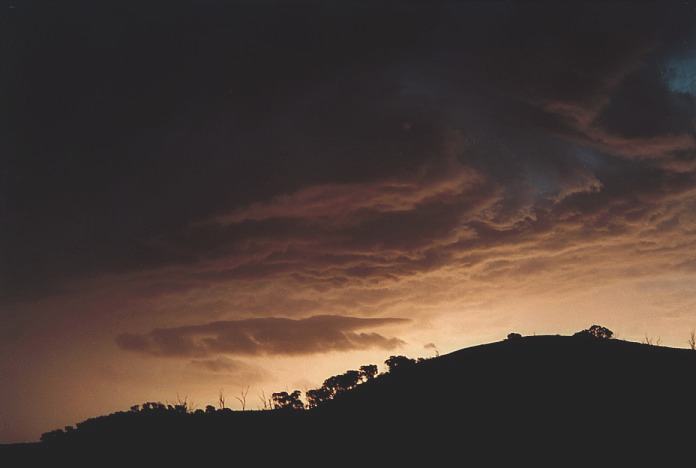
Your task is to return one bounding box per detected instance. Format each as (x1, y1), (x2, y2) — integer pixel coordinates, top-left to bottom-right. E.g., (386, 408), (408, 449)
(3, 3), (695, 308)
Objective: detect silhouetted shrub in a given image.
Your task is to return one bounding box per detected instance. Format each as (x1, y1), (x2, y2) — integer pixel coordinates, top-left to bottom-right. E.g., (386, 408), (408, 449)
(507, 333), (522, 340)
(573, 325), (613, 340)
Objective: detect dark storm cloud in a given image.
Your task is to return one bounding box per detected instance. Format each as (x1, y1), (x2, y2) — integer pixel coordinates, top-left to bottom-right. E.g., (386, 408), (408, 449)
(116, 315), (408, 357)
(1, 1), (449, 298)
(2, 1), (696, 302)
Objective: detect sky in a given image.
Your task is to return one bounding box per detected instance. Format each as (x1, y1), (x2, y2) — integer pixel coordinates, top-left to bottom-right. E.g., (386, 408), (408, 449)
(2, 0), (696, 442)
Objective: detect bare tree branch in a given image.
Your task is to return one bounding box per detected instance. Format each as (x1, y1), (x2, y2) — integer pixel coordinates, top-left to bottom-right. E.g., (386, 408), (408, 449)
(218, 389), (226, 410)
(234, 385), (250, 411)
(258, 390), (271, 410)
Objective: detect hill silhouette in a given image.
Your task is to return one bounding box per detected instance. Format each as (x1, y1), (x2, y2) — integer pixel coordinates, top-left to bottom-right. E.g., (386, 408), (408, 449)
(4, 331), (696, 465)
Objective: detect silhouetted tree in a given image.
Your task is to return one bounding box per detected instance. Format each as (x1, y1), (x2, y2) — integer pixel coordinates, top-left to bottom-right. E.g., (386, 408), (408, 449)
(688, 330), (695, 351)
(272, 390), (304, 410)
(205, 405), (216, 414)
(235, 386), (250, 411)
(258, 390), (273, 410)
(306, 387), (332, 408)
(359, 364), (378, 381)
(142, 402), (166, 412)
(172, 394), (190, 414)
(343, 370), (361, 387)
(643, 335), (661, 346)
(507, 333), (522, 340)
(306, 366), (378, 408)
(323, 370), (362, 398)
(573, 325), (613, 340)
(385, 355), (416, 372)
(40, 429), (66, 443)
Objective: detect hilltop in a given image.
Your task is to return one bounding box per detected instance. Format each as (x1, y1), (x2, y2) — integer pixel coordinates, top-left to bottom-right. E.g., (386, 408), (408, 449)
(4, 332), (696, 464)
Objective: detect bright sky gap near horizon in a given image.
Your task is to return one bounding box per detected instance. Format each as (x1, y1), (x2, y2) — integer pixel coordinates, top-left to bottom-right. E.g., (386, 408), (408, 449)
(2, 0), (696, 442)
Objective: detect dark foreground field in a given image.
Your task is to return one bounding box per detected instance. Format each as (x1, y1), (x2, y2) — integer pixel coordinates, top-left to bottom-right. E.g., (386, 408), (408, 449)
(4, 334), (696, 465)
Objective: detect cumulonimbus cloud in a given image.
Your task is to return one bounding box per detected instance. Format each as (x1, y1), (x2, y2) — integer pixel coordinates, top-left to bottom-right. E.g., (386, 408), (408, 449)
(116, 315), (408, 358)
